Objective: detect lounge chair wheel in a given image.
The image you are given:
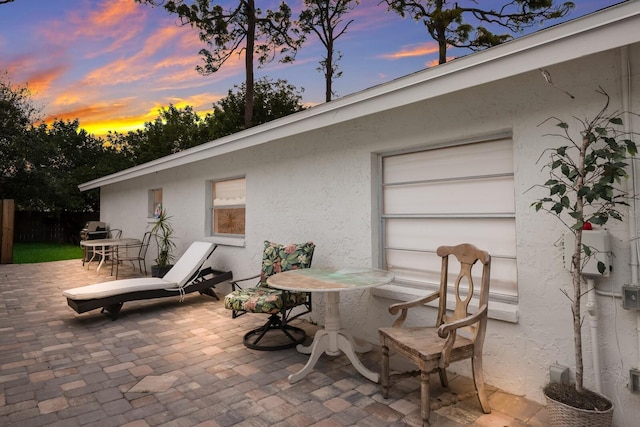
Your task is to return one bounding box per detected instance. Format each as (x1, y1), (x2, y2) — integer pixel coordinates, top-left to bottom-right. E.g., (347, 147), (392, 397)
(243, 314), (307, 351)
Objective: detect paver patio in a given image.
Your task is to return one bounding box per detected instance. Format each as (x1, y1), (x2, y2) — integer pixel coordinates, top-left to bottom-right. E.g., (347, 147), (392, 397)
(0, 258), (549, 426)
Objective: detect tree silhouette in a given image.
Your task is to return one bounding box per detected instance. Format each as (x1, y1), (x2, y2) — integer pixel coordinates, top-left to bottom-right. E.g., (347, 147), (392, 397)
(383, 0), (574, 65)
(298, 0), (360, 102)
(137, 0), (302, 128)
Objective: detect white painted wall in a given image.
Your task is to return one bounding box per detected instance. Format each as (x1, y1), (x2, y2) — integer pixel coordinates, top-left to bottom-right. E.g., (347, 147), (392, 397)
(99, 44), (640, 425)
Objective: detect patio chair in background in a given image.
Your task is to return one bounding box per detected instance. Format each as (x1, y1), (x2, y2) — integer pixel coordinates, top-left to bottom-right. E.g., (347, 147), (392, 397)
(379, 243), (492, 427)
(112, 231), (152, 278)
(63, 242), (232, 319)
(224, 240), (315, 351)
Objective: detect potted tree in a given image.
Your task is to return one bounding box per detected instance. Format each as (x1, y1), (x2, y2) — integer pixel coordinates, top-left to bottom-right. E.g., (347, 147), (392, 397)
(532, 88), (637, 425)
(150, 208), (176, 277)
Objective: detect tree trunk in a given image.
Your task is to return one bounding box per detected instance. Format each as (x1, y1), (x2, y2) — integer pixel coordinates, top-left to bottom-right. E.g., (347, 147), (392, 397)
(325, 42), (333, 102)
(572, 135), (589, 394)
(244, 0), (256, 128)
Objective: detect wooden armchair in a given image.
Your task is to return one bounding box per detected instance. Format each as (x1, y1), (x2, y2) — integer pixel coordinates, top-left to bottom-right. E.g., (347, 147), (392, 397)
(379, 243), (491, 427)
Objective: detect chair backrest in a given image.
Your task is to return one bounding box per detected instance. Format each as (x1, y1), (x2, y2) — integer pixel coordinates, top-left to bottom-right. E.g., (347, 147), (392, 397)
(163, 242), (216, 287)
(138, 232), (152, 257)
(435, 243), (491, 339)
(109, 229), (122, 239)
(259, 240), (315, 287)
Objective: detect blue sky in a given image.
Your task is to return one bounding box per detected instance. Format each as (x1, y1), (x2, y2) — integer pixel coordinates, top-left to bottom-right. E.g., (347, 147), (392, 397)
(0, 0), (622, 137)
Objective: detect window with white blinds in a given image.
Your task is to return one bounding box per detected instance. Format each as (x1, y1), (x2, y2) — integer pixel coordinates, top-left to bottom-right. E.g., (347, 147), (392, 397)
(380, 136), (518, 302)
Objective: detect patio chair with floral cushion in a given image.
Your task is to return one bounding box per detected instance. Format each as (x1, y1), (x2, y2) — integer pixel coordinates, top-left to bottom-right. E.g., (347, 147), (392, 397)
(224, 240), (315, 351)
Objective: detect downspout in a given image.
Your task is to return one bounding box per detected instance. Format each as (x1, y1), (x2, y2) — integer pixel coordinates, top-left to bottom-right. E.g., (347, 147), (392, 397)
(587, 46), (635, 396)
(621, 46), (638, 287)
(586, 277), (603, 393)
(619, 46), (640, 371)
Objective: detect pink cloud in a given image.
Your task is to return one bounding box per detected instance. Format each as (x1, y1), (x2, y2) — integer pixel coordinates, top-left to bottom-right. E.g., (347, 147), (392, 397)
(380, 43), (439, 60)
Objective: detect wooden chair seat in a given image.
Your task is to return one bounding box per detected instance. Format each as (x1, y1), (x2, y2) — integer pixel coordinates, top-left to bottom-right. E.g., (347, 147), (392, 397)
(379, 327), (475, 363)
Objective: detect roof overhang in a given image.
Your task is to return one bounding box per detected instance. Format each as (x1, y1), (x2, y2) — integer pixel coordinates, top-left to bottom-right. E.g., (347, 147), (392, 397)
(79, 1), (640, 192)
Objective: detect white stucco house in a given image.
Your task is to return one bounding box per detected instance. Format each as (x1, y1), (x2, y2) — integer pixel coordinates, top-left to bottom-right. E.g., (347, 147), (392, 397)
(80, 2), (640, 424)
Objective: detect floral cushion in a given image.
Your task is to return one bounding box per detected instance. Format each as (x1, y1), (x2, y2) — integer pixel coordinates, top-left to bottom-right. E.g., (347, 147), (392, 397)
(224, 241), (315, 314)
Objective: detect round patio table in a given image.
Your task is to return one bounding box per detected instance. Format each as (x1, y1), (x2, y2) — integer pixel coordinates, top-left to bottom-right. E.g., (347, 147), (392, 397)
(80, 238), (140, 273)
(267, 267), (394, 383)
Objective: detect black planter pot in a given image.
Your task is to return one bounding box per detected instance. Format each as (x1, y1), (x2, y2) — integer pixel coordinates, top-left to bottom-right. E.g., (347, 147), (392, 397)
(151, 265), (173, 278)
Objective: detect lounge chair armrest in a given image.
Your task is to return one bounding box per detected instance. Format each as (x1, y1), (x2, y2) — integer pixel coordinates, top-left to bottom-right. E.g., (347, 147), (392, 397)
(437, 303), (488, 339)
(230, 274), (261, 290)
(389, 290), (440, 327)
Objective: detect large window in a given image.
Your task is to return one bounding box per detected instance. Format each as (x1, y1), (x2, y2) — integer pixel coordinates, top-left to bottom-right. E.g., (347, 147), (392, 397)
(210, 178), (246, 236)
(380, 135), (518, 302)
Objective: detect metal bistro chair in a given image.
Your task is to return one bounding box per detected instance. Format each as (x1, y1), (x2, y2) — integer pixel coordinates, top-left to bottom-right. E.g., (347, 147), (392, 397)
(112, 232), (152, 278)
(224, 240), (315, 351)
(379, 243), (492, 427)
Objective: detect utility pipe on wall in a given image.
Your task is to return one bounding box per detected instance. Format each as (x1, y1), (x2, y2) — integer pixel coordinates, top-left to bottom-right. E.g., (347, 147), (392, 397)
(620, 45), (640, 373)
(586, 277), (603, 394)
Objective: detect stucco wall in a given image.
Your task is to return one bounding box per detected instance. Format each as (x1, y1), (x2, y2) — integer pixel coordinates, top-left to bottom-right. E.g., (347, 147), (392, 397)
(99, 44), (640, 424)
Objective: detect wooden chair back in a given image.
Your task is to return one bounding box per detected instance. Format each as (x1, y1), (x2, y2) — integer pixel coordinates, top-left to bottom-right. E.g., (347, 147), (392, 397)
(436, 244), (491, 344)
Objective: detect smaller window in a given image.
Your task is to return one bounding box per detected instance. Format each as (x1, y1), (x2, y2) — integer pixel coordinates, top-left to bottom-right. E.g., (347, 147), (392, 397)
(211, 178), (246, 236)
(148, 189), (163, 218)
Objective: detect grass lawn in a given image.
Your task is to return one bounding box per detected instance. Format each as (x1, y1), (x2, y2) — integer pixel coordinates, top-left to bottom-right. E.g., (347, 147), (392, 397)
(13, 242), (83, 264)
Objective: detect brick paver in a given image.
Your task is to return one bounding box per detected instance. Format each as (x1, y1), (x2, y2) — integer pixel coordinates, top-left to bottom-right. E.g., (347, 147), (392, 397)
(0, 259), (548, 426)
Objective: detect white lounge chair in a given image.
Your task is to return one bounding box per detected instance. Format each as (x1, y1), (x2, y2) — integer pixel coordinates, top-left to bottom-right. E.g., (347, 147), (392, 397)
(63, 241), (232, 319)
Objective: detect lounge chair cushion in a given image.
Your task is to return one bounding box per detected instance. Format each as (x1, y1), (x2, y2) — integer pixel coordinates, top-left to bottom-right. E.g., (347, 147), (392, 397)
(224, 241), (315, 314)
(63, 278), (176, 300)
(258, 241), (315, 286)
(163, 241), (216, 287)
(224, 287), (309, 314)
(63, 241), (216, 301)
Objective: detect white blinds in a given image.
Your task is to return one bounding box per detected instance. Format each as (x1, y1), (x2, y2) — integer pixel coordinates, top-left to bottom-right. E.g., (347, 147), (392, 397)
(381, 137), (518, 300)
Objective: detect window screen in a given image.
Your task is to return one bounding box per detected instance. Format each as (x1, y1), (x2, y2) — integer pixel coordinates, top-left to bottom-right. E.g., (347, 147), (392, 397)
(380, 137), (518, 301)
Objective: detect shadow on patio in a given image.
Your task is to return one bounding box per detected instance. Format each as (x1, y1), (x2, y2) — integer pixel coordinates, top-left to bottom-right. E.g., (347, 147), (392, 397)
(0, 259), (548, 426)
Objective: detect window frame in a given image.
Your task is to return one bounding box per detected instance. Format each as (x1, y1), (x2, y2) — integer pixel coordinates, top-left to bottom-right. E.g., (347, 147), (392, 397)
(206, 176), (246, 246)
(376, 132), (518, 306)
(148, 188), (163, 219)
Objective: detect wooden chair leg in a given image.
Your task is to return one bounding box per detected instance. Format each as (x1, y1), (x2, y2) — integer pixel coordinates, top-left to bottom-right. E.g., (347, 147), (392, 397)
(438, 367), (448, 388)
(381, 344), (390, 398)
(421, 369), (431, 426)
(472, 356), (491, 413)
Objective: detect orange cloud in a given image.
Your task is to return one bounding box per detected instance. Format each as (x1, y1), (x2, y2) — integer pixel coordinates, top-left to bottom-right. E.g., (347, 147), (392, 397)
(23, 65), (69, 96)
(380, 43), (439, 60)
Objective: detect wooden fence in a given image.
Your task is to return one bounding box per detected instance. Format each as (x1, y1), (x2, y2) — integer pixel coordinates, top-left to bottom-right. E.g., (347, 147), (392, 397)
(14, 211), (100, 244)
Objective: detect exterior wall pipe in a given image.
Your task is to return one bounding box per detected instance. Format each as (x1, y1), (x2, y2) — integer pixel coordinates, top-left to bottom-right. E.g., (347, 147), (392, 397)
(620, 45), (640, 372)
(586, 277), (603, 394)
(621, 46), (638, 286)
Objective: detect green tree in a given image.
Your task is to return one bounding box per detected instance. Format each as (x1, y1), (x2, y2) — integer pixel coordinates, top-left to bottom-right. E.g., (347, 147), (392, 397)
(14, 119), (116, 213)
(205, 77), (306, 139)
(136, 0), (303, 129)
(383, 0), (574, 65)
(1, 74), (41, 207)
(106, 105), (210, 166)
(298, 0), (359, 102)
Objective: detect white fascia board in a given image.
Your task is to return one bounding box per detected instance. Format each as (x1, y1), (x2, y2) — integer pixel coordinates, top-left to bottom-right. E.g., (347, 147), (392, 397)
(79, 1), (640, 192)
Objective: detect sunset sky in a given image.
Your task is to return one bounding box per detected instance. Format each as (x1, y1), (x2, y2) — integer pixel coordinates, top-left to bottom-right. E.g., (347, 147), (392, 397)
(0, 0), (621, 138)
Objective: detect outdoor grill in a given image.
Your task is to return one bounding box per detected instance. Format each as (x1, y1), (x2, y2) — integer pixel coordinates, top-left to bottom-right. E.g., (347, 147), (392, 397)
(80, 221), (107, 262)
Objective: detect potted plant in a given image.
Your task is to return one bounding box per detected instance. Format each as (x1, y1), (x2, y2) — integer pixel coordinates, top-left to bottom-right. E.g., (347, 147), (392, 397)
(150, 208), (176, 277)
(532, 88), (637, 425)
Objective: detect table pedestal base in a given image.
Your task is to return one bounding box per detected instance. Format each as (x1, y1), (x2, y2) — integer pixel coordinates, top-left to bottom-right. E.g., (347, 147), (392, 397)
(288, 292), (380, 384)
